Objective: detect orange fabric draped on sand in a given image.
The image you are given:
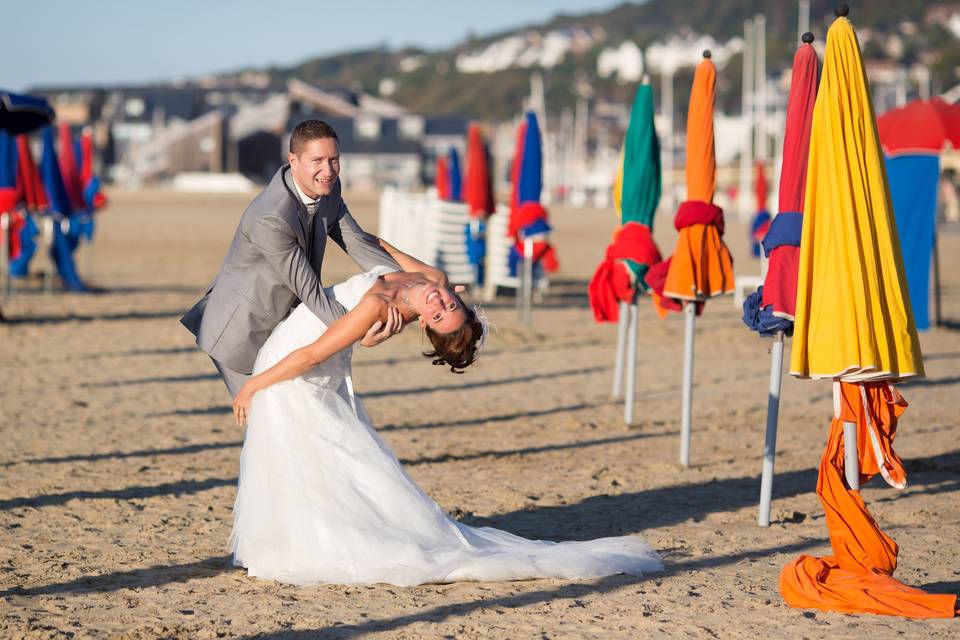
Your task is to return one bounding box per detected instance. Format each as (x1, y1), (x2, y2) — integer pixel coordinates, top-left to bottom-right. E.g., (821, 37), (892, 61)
(661, 57), (734, 304)
(779, 381), (957, 618)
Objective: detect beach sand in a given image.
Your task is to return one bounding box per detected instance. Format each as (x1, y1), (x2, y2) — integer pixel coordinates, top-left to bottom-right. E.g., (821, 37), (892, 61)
(1, 188), (957, 638)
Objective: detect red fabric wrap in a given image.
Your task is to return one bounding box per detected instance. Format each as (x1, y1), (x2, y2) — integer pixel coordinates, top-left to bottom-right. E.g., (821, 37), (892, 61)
(606, 222), (661, 266)
(674, 200), (724, 236)
(588, 223), (662, 322)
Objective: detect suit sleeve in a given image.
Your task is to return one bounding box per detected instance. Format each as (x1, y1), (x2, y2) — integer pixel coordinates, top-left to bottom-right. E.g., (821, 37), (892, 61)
(328, 199), (402, 273)
(251, 213), (347, 325)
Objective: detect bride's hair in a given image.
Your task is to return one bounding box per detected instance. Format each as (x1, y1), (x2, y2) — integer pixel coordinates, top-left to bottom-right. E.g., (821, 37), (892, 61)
(423, 301), (483, 373)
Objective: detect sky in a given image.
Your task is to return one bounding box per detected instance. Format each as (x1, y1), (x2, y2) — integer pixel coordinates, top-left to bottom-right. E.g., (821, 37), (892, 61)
(2, 0), (630, 91)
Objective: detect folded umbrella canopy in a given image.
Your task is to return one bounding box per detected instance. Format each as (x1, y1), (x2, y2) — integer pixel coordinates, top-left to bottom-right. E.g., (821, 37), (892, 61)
(876, 98), (960, 155)
(507, 111), (557, 276)
(659, 54), (734, 306)
(589, 84), (662, 323)
(0, 132), (23, 261)
(40, 126), (86, 291)
(646, 53), (734, 315)
(8, 135), (46, 276)
(464, 124), (494, 219)
(876, 98), (960, 332)
(447, 147), (462, 203)
(790, 24), (921, 383)
(0, 90), (55, 136)
(435, 156), (450, 201)
(780, 7), (955, 618)
(743, 34), (818, 335)
(463, 124), (494, 286)
(884, 154), (939, 331)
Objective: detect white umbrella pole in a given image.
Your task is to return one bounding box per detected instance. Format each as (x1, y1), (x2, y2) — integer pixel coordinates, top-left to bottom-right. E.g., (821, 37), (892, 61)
(522, 237), (534, 325)
(758, 330), (785, 526)
(679, 301), (696, 466)
(43, 216), (54, 294)
(612, 301), (629, 398)
(933, 221), (942, 327)
(843, 420), (860, 490)
(624, 302), (639, 426)
(0, 212), (9, 303)
(516, 255), (524, 314)
(470, 218), (482, 296)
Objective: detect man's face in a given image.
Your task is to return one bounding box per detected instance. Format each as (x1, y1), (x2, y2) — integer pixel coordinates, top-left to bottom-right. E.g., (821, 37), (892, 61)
(288, 137), (340, 199)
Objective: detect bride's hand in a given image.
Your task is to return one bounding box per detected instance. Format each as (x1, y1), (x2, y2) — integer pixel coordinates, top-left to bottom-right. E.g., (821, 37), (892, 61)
(360, 305), (403, 347)
(233, 381), (258, 426)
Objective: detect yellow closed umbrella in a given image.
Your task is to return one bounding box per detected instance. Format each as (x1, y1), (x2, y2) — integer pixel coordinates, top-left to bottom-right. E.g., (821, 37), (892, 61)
(779, 5), (955, 619)
(789, 11), (922, 382)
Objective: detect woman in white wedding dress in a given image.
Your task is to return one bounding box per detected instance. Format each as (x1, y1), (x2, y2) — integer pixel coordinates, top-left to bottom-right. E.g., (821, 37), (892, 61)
(229, 260), (662, 586)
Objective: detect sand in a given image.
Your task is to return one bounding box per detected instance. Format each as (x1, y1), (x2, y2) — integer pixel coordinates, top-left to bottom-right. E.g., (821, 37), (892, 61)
(0, 188), (957, 639)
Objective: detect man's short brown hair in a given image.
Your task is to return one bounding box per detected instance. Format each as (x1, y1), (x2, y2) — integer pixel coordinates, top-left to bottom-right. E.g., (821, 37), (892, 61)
(289, 120), (340, 155)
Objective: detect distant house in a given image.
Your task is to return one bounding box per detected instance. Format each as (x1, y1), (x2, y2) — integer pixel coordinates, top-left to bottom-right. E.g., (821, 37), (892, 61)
(32, 80), (468, 190)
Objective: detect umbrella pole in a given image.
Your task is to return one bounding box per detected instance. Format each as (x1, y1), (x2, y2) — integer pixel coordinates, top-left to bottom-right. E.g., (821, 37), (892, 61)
(0, 212), (9, 303)
(932, 221), (942, 327)
(470, 218), (481, 296)
(758, 330), (785, 526)
(43, 216), (54, 294)
(522, 237), (534, 325)
(680, 301), (696, 466)
(612, 301), (629, 398)
(516, 254), (524, 315)
(625, 302), (639, 426)
(843, 420), (860, 490)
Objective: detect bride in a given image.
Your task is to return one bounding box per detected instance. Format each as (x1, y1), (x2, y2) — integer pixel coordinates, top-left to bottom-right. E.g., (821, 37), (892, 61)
(229, 248), (662, 586)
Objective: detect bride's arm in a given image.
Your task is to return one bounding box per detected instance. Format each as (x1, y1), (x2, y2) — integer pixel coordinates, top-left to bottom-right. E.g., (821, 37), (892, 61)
(232, 297), (394, 425)
(377, 238), (446, 284)
(378, 239), (466, 292)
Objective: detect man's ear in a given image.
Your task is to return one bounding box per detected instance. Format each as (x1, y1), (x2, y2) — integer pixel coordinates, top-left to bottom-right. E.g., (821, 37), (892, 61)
(287, 152), (297, 167)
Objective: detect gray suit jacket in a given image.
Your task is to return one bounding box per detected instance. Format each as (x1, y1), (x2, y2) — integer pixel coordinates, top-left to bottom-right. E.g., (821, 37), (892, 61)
(180, 165), (400, 374)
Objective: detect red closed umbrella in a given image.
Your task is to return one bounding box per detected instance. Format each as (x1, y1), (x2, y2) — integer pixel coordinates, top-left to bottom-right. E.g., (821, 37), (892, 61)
(464, 123), (493, 219)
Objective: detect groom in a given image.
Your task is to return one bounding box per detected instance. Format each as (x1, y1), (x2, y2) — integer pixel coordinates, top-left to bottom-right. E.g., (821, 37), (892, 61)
(181, 119), (403, 398)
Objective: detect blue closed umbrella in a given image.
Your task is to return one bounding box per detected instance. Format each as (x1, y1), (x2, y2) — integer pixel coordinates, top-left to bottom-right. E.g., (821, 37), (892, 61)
(40, 127), (86, 291)
(447, 147), (462, 202)
(518, 112), (542, 206)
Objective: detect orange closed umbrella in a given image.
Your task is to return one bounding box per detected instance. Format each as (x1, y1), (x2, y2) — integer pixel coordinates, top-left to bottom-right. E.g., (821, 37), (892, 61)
(659, 53), (734, 305)
(644, 51), (734, 466)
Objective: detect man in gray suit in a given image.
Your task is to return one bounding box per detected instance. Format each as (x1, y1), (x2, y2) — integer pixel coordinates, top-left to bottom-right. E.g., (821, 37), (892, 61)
(181, 120), (403, 398)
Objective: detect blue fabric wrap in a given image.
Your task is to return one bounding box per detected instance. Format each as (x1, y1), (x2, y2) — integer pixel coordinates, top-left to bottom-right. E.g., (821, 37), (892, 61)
(761, 211), (803, 258)
(521, 218), (551, 237)
(742, 287), (793, 337)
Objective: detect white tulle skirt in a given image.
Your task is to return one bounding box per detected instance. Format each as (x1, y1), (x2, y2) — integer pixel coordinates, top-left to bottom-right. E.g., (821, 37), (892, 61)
(229, 273), (662, 586)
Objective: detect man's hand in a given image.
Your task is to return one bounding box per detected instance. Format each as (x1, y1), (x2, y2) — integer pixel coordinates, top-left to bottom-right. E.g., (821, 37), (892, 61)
(360, 305), (403, 347)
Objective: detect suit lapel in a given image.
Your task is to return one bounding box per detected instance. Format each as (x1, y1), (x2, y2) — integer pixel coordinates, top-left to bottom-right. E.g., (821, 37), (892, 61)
(281, 167), (311, 253)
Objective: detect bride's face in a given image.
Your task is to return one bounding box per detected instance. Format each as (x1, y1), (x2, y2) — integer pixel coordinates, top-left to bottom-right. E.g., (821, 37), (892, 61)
(413, 283), (466, 334)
